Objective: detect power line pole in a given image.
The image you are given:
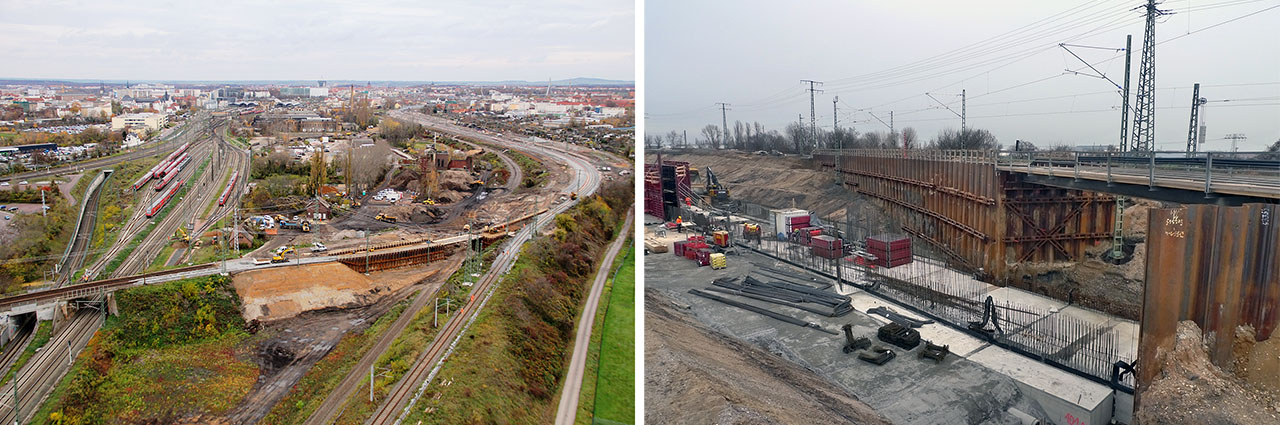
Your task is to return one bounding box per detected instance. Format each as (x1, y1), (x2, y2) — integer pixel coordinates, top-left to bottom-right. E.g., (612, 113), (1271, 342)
(960, 89), (966, 133)
(801, 80), (823, 150)
(716, 102), (731, 149)
(1225, 133), (1246, 153)
(1186, 83), (1207, 156)
(1121, 34), (1133, 152)
(832, 97), (838, 133)
(1131, 0), (1172, 153)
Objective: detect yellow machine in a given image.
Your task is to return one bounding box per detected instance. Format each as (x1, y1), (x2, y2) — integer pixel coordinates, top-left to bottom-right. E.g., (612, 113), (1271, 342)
(174, 227), (190, 243)
(271, 254), (286, 263)
(375, 213), (397, 223)
(422, 198), (436, 205)
(569, 192), (578, 200)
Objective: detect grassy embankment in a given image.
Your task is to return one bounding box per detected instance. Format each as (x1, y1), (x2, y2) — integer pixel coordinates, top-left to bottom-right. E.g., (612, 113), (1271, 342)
(574, 242), (635, 425)
(33, 275), (257, 424)
(393, 181), (631, 424)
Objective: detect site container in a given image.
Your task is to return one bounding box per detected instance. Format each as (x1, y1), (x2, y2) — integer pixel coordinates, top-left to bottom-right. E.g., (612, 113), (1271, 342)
(771, 208), (809, 234)
(673, 240), (687, 257)
(868, 246), (911, 259)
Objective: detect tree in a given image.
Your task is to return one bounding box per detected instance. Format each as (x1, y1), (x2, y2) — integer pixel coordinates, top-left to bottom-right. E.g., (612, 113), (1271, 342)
(931, 128), (999, 150)
(308, 150), (327, 196)
(699, 124), (723, 149)
(1259, 139), (1280, 160)
(664, 131), (682, 149)
(902, 127), (919, 150)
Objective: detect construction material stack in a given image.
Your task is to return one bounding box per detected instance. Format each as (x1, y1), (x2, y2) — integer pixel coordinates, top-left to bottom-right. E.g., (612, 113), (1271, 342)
(709, 253), (726, 269)
(644, 162), (663, 218)
(644, 159), (692, 220)
(811, 234), (844, 259)
(867, 234), (912, 268)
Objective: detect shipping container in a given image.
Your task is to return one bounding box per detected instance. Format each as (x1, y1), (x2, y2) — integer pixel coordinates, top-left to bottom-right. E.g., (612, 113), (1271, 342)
(771, 208), (809, 235)
(810, 235), (841, 249)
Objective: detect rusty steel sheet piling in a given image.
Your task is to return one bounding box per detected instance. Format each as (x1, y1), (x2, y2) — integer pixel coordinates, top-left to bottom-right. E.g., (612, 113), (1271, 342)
(813, 149), (1115, 285)
(1138, 203), (1280, 405)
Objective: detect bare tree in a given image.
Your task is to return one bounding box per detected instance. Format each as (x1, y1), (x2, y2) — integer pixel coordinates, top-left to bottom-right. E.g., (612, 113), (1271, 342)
(931, 128), (999, 150)
(664, 131), (683, 148)
(699, 124), (723, 149)
(901, 127), (918, 150)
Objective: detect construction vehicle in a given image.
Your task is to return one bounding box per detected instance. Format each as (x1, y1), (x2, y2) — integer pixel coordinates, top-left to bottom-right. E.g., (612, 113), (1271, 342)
(422, 198), (436, 205)
(271, 254), (287, 263)
(375, 213), (397, 223)
(174, 227), (191, 243)
(569, 192), (578, 201)
(278, 219), (312, 232)
(704, 167), (730, 206)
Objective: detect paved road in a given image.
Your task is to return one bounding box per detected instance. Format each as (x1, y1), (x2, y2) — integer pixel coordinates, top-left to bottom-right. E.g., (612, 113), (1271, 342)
(554, 210), (633, 425)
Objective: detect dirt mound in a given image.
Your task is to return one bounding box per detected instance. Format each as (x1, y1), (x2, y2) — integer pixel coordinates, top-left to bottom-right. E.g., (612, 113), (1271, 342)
(381, 204), (447, 223)
(1138, 321), (1280, 424)
(650, 151), (849, 218)
(233, 262), (381, 322)
(645, 289), (893, 425)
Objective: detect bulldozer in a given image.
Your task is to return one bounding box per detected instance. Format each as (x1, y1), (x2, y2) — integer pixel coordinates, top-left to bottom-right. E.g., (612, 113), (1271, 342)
(375, 213), (397, 223)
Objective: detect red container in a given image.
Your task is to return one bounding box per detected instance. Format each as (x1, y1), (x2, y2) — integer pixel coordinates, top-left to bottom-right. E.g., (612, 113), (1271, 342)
(695, 249), (712, 266)
(868, 246), (911, 261)
(878, 256), (912, 268)
(810, 235), (840, 249)
(788, 215), (810, 231)
(685, 248), (698, 260)
(812, 246), (845, 259)
(673, 241), (687, 257)
(688, 235), (705, 242)
(867, 234), (911, 252)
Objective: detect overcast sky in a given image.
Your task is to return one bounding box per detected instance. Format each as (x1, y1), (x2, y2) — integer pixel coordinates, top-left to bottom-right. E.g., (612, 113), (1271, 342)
(0, 0), (634, 82)
(646, 0), (1280, 151)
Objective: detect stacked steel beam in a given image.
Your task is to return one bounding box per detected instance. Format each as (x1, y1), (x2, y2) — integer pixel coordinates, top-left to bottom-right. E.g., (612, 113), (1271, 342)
(704, 274), (853, 317)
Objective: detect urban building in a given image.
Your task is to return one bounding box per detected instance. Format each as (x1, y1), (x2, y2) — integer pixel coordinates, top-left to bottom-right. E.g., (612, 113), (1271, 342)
(111, 112), (168, 132)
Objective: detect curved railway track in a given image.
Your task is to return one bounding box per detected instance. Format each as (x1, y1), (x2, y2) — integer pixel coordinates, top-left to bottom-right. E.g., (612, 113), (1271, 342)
(363, 125), (603, 425)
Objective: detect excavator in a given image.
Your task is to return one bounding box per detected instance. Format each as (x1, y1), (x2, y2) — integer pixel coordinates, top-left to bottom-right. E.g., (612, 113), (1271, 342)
(174, 227), (191, 243)
(704, 167), (730, 206)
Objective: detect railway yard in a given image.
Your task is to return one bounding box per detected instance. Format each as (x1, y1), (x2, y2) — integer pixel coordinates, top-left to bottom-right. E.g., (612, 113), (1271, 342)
(0, 104), (633, 424)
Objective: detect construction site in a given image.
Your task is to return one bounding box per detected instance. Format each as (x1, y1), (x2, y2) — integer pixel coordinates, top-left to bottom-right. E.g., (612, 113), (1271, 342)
(643, 143), (1279, 424)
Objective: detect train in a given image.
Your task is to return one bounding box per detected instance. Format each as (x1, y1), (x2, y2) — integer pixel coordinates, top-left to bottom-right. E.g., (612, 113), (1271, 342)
(217, 171), (238, 206)
(154, 156), (190, 191)
(154, 143), (190, 179)
(146, 178), (184, 218)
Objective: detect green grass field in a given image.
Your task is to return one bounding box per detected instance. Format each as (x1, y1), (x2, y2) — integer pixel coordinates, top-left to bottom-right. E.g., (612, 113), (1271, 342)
(575, 243), (635, 425)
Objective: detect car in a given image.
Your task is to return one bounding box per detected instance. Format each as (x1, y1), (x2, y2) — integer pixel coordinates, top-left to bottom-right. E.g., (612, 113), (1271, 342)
(1, 182), (9, 186)
(18, 181), (27, 185)
(8, 207), (16, 212)
(311, 243), (328, 252)
(3, 216), (8, 220)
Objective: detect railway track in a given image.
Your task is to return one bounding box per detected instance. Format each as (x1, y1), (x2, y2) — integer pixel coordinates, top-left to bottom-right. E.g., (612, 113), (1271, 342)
(363, 124), (603, 425)
(0, 308), (104, 424)
(0, 320), (35, 377)
(55, 171), (106, 286)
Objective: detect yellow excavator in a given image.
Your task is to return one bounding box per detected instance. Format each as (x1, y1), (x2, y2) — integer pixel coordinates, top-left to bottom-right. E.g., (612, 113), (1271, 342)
(174, 227), (190, 243)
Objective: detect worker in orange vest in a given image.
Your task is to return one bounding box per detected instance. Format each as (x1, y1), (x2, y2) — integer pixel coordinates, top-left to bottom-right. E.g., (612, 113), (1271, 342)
(676, 216), (683, 233)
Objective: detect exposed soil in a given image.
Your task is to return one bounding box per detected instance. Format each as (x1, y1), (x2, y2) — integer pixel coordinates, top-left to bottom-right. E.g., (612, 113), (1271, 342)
(645, 289), (893, 425)
(649, 151), (851, 219)
(232, 253), (464, 322)
(225, 256), (463, 424)
(1233, 325), (1280, 398)
(1138, 321), (1280, 424)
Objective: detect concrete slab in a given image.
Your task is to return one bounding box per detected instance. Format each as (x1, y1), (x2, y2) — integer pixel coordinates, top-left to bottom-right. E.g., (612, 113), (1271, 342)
(969, 346), (1114, 425)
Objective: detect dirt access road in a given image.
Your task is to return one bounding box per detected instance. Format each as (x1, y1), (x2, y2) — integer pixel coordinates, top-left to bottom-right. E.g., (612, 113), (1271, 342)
(554, 210), (634, 425)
